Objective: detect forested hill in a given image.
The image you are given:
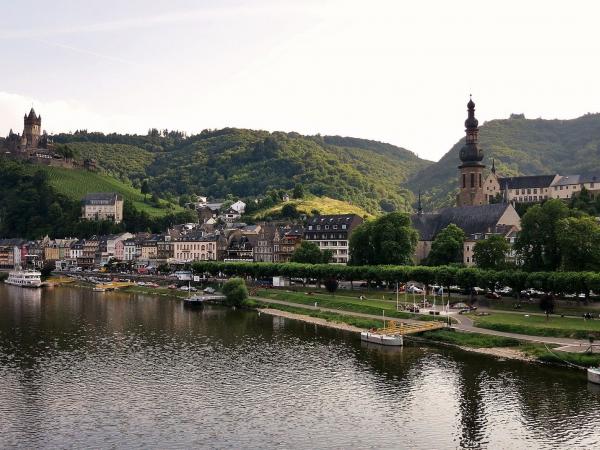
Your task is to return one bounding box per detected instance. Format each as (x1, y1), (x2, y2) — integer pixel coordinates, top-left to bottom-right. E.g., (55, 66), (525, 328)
(54, 128), (432, 214)
(406, 113), (600, 209)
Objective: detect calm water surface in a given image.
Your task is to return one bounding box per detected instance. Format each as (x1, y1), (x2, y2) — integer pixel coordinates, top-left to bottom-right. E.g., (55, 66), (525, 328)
(1, 284), (599, 449)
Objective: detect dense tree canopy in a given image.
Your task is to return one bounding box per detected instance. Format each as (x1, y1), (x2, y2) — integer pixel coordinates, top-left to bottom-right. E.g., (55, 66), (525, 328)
(0, 157), (198, 239)
(473, 235), (510, 270)
(349, 212), (418, 265)
(556, 216), (600, 271)
(426, 224), (465, 266)
(515, 199), (574, 271)
(291, 241), (332, 264)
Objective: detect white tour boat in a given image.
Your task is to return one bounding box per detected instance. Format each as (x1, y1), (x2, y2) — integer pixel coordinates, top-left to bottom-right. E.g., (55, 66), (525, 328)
(360, 331), (404, 346)
(588, 367), (600, 385)
(5, 270), (42, 288)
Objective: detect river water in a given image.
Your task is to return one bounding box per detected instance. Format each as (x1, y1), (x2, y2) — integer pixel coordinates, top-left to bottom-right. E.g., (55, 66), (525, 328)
(1, 284), (599, 449)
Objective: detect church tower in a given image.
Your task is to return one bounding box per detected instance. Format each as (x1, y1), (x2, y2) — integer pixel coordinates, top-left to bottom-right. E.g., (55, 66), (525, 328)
(456, 97), (486, 207)
(23, 108), (41, 149)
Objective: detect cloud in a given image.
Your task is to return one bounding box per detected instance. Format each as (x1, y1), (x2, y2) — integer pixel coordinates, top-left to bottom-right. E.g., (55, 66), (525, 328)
(0, 92), (146, 135)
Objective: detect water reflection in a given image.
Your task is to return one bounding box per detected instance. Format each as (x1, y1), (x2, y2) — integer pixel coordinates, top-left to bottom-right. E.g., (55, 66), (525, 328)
(0, 284), (599, 449)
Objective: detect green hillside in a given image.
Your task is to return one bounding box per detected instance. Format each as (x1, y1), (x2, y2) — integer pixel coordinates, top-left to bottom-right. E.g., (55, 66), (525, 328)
(407, 113), (600, 209)
(53, 128), (432, 214)
(32, 166), (178, 217)
(64, 142), (155, 182)
(251, 196), (372, 220)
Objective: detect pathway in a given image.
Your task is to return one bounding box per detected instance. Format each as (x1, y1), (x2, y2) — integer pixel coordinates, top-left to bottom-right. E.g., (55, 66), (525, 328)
(252, 296), (591, 348)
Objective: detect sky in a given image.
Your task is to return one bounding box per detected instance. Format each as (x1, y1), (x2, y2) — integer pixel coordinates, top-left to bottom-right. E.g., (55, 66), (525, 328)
(1, 0), (599, 161)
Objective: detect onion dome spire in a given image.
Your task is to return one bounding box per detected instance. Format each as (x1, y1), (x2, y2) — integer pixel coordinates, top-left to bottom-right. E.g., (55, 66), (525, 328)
(459, 95), (484, 166)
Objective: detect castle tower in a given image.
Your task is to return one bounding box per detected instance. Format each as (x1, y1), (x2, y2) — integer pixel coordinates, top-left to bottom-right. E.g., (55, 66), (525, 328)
(23, 108), (41, 149)
(457, 97), (486, 207)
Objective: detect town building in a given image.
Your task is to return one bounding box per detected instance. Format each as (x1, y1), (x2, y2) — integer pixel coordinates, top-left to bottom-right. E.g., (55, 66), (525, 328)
(462, 226), (520, 267)
(411, 203), (521, 264)
(550, 174), (600, 200)
(0, 239), (28, 269)
(172, 232), (225, 262)
(303, 214), (364, 264)
(81, 193), (124, 223)
(274, 226), (303, 262)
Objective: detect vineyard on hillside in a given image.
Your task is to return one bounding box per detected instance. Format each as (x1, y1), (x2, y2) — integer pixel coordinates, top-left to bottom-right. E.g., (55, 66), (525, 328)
(35, 166), (178, 217)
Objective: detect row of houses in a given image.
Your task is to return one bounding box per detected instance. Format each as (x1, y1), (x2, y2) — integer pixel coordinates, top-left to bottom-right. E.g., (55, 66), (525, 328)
(0, 214), (365, 270)
(484, 165), (600, 205)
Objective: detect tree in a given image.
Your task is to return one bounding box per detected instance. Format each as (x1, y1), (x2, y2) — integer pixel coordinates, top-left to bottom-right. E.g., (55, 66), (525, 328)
(141, 180), (150, 200)
(292, 184), (305, 199)
(515, 199), (572, 271)
(40, 261), (55, 279)
(426, 224), (465, 266)
(280, 203), (299, 219)
(473, 235), (510, 270)
(179, 194), (191, 207)
(222, 277), (248, 307)
(539, 294), (555, 315)
(291, 241), (330, 264)
(556, 216), (600, 271)
(349, 213), (418, 265)
(324, 277), (339, 295)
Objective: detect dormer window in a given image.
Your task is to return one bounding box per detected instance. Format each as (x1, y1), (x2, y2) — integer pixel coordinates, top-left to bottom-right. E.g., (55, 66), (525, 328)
(342, 225), (347, 230)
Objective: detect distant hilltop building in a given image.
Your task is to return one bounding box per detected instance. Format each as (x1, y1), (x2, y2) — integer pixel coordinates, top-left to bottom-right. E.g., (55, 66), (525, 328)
(4, 108), (50, 154)
(81, 193), (124, 223)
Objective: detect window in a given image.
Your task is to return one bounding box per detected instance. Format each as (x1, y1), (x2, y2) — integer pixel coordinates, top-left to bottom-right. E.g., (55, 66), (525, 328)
(333, 225), (338, 230)
(479, 173), (482, 187)
(308, 226), (312, 230)
(470, 173), (475, 188)
(325, 225), (329, 230)
(533, 188), (537, 194)
(463, 174), (466, 188)
(527, 189), (531, 194)
(316, 225), (321, 230)
(342, 225), (347, 230)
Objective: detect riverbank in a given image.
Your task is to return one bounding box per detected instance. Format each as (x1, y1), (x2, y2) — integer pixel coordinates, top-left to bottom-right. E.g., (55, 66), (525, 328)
(250, 299), (600, 369)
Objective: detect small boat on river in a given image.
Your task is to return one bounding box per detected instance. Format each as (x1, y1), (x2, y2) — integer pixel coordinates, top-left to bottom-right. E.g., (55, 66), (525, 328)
(360, 331), (403, 346)
(5, 270), (42, 288)
(588, 367), (600, 384)
(183, 294), (206, 308)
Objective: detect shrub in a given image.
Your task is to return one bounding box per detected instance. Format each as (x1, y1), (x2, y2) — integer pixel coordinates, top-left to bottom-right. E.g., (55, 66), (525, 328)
(222, 277), (249, 307)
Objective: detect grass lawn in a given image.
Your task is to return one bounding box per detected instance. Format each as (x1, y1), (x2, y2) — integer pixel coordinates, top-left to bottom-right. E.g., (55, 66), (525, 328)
(253, 289), (449, 323)
(419, 329), (520, 348)
(246, 299), (384, 329)
(519, 343), (600, 367)
(472, 311), (600, 339)
(478, 297), (600, 316)
(251, 195), (372, 220)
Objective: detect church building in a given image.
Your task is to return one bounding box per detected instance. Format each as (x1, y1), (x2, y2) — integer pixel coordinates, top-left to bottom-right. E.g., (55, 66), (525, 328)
(411, 97), (521, 265)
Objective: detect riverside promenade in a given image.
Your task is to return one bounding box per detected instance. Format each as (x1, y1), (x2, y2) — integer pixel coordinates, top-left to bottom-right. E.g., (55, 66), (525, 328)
(251, 296), (590, 348)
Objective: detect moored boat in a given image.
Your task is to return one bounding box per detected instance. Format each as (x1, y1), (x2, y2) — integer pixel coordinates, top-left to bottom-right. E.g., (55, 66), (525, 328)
(360, 331), (403, 346)
(5, 270), (42, 288)
(183, 294), (206, 308)
(588, 367), (600, 384)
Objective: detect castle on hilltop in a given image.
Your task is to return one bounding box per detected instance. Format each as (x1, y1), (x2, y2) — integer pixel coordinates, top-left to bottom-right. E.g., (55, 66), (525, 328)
(4, 108), (50, 154)
(2, 109), (78, 168)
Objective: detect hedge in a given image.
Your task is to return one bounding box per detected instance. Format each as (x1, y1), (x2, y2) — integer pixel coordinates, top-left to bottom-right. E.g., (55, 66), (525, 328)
(192, 261), (600, 296)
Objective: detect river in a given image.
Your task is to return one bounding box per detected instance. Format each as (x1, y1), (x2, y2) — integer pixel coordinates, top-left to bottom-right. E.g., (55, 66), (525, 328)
(0, 284), (599, 449)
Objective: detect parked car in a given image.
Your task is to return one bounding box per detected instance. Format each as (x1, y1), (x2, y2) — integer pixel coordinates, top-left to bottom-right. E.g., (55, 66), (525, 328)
(406, 285), (423, 294)
(486, 292), (501, 299)
(204, 287), (216, 294)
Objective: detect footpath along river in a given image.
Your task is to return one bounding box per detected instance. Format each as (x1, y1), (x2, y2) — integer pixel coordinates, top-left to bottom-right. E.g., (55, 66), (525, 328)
(1, 284), (600, 449)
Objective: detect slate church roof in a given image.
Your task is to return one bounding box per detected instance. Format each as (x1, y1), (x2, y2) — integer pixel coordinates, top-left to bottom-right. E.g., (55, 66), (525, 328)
(411, 203), (514, 241)
(498, 175), (557, 190)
